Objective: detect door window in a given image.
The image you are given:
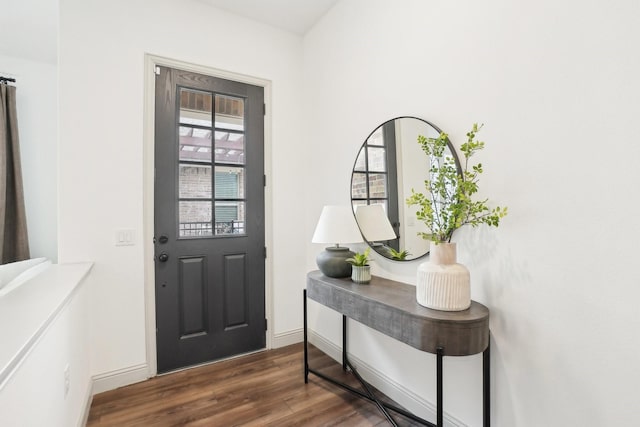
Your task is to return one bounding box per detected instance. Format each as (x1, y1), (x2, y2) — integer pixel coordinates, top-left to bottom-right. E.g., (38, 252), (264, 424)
(178, 89), (247, 237)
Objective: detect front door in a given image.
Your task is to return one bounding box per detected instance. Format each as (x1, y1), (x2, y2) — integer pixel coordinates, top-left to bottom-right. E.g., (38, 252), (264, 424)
(154, 66), (265, 373)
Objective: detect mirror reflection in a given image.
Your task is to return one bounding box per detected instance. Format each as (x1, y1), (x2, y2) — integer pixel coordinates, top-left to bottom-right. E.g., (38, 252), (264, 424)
(350, 117), (461, 261)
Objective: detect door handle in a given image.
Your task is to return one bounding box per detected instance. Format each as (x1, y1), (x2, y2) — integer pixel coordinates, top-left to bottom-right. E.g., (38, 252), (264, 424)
(158, 252), (169, 262)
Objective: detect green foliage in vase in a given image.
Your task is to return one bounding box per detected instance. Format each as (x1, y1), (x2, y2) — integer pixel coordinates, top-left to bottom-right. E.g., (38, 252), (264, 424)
(406, 123), (508, 243)
(388, 248), (410, 260)
(346, 248), (370, 266)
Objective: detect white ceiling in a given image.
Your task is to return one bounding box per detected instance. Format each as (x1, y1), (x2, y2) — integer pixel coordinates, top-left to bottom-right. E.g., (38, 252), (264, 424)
(0, 0), (58, 64)
(198, 0), (340, 35)
(0, 0), (338, 66)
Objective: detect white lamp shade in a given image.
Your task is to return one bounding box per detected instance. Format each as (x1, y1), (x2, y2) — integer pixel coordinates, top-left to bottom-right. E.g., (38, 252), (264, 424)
(312, 205), (363, 245)
(355, 204), (397, 242)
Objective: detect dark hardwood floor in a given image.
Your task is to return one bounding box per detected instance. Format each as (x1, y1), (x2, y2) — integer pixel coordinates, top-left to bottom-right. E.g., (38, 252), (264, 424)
(87, 343), (425, 426)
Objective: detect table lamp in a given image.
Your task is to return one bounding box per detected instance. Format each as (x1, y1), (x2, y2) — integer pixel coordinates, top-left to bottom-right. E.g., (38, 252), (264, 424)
(312, 205), (363, 278)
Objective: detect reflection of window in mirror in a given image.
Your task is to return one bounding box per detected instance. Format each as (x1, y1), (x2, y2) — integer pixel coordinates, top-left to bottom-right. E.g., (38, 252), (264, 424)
(351, 123), (399, 251)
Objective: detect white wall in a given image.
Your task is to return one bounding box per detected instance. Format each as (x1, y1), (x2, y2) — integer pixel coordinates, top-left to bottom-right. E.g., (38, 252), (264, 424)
(0, 271), (91, 427)
(0, 54), (58, 262)
(304, 0), (640, 425)
(58, 0), (305, 381)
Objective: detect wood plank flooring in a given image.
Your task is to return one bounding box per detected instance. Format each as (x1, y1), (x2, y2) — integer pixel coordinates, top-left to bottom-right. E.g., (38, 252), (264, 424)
(87, 343), (425, 426)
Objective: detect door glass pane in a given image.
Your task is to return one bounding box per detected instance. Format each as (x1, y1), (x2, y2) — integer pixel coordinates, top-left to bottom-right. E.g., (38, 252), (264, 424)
(351, 172), (367, 198)
(215, 94), (244, 131)
(180, 89), (212, 127)
(179, 126), (212, 163)
(214, 131), (245, 165)
(215, 166), (245, 199)
(367, 127), (384, 146)
(354, 149), (366, 171)
(367, 147), (387, 172)
(179, 164), (211, 199)
(215, 201), (245, 235)
(368, 173), (388, 198)
(179, 201), (212, 237)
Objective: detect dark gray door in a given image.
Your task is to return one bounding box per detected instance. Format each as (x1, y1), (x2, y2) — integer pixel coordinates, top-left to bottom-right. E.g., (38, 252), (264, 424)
(154, 66), (265, 373)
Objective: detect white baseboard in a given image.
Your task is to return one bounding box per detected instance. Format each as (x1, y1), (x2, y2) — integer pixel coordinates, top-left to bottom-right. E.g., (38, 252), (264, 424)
(308, 330), (468, 427)
(91, 363), (150, 395)
(272, 328), (303, 348)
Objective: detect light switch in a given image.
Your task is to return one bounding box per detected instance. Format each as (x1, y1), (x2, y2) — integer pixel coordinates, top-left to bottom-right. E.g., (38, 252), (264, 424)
(115, 229), (135, 246)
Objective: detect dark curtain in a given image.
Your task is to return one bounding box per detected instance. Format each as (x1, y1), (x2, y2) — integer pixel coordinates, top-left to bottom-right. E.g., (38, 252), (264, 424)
(0, 83), (29, 264)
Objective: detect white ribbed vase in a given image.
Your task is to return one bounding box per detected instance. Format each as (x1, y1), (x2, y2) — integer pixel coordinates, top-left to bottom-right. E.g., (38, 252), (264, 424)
(416, 242), (470, 311)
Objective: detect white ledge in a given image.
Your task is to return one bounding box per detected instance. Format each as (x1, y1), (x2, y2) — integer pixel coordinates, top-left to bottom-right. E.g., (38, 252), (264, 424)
(0, 262), (93, 391)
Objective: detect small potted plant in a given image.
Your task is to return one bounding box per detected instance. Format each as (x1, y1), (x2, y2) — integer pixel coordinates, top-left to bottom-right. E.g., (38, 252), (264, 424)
(346, 248), (371, 284)
(406, 123), (507, 310)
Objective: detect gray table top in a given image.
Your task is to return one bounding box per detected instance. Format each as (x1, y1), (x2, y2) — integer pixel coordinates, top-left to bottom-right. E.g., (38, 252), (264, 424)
(307, 270), (490, 356)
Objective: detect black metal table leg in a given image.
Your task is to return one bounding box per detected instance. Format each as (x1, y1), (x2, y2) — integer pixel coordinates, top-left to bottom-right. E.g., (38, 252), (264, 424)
(303, 289), (309, 383)
(345, 357), (398, 426)
(342, 315), (347, 371)
(483, 341), (490, 427)
(436, 347), (444, 427)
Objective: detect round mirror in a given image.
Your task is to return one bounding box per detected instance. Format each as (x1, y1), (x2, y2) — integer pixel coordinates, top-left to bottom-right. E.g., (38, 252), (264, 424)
(350, 117), (462, 261)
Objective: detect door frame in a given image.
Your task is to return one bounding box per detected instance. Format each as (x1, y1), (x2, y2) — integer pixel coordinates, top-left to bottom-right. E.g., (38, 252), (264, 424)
(142, 54), (274, 376)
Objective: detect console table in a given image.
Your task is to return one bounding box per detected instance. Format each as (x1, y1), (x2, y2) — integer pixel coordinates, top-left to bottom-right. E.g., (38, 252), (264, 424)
(304, 270), (490, 427)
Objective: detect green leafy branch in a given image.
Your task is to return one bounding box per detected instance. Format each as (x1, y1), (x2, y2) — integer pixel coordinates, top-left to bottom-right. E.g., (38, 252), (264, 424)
(406, 123), (508, 243)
